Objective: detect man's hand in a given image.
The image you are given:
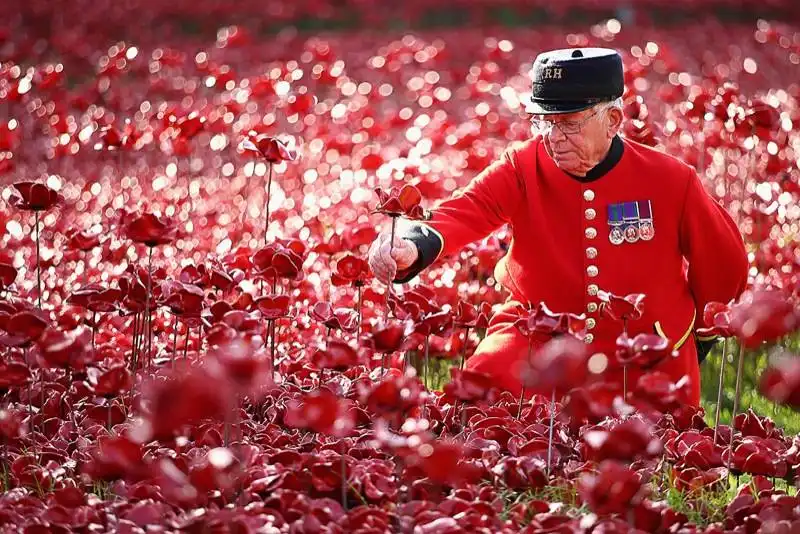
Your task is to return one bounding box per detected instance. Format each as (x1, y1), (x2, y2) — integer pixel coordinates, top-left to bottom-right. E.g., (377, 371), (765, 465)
(368, 233), (419, 284)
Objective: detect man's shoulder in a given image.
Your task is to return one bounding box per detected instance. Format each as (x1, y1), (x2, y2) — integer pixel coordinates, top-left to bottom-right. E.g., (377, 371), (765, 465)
(621, 136), (694, 175)
(501, 136), (543, 166)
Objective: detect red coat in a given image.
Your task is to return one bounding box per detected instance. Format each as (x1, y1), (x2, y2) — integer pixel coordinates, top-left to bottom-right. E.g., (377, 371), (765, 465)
(398, 135), (748, 405)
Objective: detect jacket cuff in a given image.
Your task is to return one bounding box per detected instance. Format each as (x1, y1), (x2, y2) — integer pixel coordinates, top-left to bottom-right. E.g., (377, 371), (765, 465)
(393, 222), (444, 284)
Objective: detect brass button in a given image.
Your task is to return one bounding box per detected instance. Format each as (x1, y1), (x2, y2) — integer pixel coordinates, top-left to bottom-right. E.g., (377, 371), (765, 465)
(585, 227), (597, 239)
(584, 333), (594, 344)
(587, 302), (598, 313)
(585, 208), (596, 220)
(587, 266), (599, 277)
(583, 189), (595, 202)
(586, 318), (596, 329)
(587, 284), (598, 296)
(586, 247), (598, 259)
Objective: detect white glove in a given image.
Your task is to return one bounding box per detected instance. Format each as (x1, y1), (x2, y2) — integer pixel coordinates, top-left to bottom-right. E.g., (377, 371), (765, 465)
(367, 233), (420, 284)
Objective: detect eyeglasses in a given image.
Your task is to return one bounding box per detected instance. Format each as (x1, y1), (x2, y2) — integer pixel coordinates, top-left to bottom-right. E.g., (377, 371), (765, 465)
(530, 102), (613, 135)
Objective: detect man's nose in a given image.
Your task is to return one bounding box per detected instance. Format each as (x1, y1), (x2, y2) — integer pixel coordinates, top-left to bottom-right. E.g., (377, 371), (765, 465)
(547, 124), (567, 143)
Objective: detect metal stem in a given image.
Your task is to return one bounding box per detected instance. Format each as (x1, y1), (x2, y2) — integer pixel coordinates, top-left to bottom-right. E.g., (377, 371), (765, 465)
(713, 337), (728, 445)
(34, 211), (42, 308)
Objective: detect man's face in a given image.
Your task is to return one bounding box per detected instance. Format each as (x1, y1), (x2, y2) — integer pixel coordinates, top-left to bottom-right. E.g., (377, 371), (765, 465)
(536, 104), (617, 176)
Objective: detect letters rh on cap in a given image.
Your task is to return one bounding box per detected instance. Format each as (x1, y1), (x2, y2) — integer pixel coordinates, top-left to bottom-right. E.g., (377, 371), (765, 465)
(543, 68), (563, 79)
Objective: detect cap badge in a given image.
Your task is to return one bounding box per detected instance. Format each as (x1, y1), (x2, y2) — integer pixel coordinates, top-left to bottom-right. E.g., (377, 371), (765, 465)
(543, 67), (563, 79)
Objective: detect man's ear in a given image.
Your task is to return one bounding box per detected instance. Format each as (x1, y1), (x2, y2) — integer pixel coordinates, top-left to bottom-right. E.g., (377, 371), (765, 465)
(606, 107), (623, 138)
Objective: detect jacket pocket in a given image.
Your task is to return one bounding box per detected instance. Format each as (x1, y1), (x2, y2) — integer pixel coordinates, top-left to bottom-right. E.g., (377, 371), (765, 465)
(653, 309), (696, 351)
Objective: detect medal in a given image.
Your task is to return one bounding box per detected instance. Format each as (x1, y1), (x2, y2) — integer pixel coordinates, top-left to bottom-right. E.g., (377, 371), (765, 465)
(622, 201), (640, 243)
(607, 203), (624, 245)
(637, 200), (655, 241)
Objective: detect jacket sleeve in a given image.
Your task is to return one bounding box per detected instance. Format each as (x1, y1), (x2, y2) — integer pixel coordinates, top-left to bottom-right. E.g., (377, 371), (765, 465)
(679, 167), (749, 341)
(394, 144), (528, 283)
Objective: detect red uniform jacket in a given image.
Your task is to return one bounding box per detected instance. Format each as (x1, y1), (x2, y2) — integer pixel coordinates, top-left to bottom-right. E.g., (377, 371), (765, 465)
(397, 135), (748, 405)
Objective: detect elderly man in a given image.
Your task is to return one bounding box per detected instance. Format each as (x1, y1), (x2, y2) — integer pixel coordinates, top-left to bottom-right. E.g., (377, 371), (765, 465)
(368, 48), (748, 405)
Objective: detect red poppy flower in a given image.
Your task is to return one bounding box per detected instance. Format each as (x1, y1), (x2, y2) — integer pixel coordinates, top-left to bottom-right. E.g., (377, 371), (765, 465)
(360, 372), (425, 418)
(311, 340), (361, 371)
(253, 242), (305, 281)
(562, 383), (620, 428)
(696, 301), (735, 338)
(331, 254), (371, 287)
(616, 333), (677, 369)
(36, 326), (92, 370)
(141, 366), (232, 440)
(415, 310), (454, 338)
(255, 294), (292, 320)
(578, 460), (647, 516)
(68, 284), (123, 314)
(161, 281), (204, 317)
(238, 133), (298, 163)
(730, 290), (800, 348)
(0, 310), (49, 347)
(66, 228), (102, 251)
(632, 372), (692, 414)
(0, 409), (26, 440)
(597, 291), (646, 324)
(443, 368), (496, 403)
(96, 125), (123, 150)
(124, 212), (178, 247)
(172, 111), (206, 140)
(209, 337), (272, 395)
(514, 302), (586, 342)
(0, 262), (17, 292)
(582, 417), (663, 463)
(311, 301), (358, 333)
(672, 466), (729, 494)
(8, 181), (62, 211)
(370, 320), (413, 353)
(284, 388), (355, 437)
(83, 435), (146, 481)
(759, 354), (800, 409)
(729, 437), (787, 478)
(373, 185), (425, 219)
(86, 364), (132, 397)
(0, 361), (30, 389)
(520, 336), (590, 396)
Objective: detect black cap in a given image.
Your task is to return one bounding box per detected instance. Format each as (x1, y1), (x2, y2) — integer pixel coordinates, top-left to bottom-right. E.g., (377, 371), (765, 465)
(525, 48), (624, 115)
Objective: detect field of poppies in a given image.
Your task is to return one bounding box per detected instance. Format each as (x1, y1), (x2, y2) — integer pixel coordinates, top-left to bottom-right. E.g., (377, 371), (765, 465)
(1, 2), (800, 532)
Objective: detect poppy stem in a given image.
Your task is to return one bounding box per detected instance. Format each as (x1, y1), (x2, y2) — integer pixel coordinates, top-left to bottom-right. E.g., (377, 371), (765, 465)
(130, 313), (139, 373)
(172, 317), (178, 368)
(424, 335), (430, 389)
(518, 337), (533, 419)
(460, 327), (470, 370)
(713, 337), (729, 445)
(387, 216), (398, 305)
(264, 162), (273, 245)
(91, 312), (97, 355)
(340, 439), (347, 510)
(546, 387), (556, 477)
(145, 246), (153, 369)
(356, 285), (362, 345)
(623, 365), (628, 400)
(270, 319), (277, 374)
(732, 341), (746, 423)
(183, 324), (190, 361)
(34, 211), (42, 309)
(107, 401), (112, 431)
